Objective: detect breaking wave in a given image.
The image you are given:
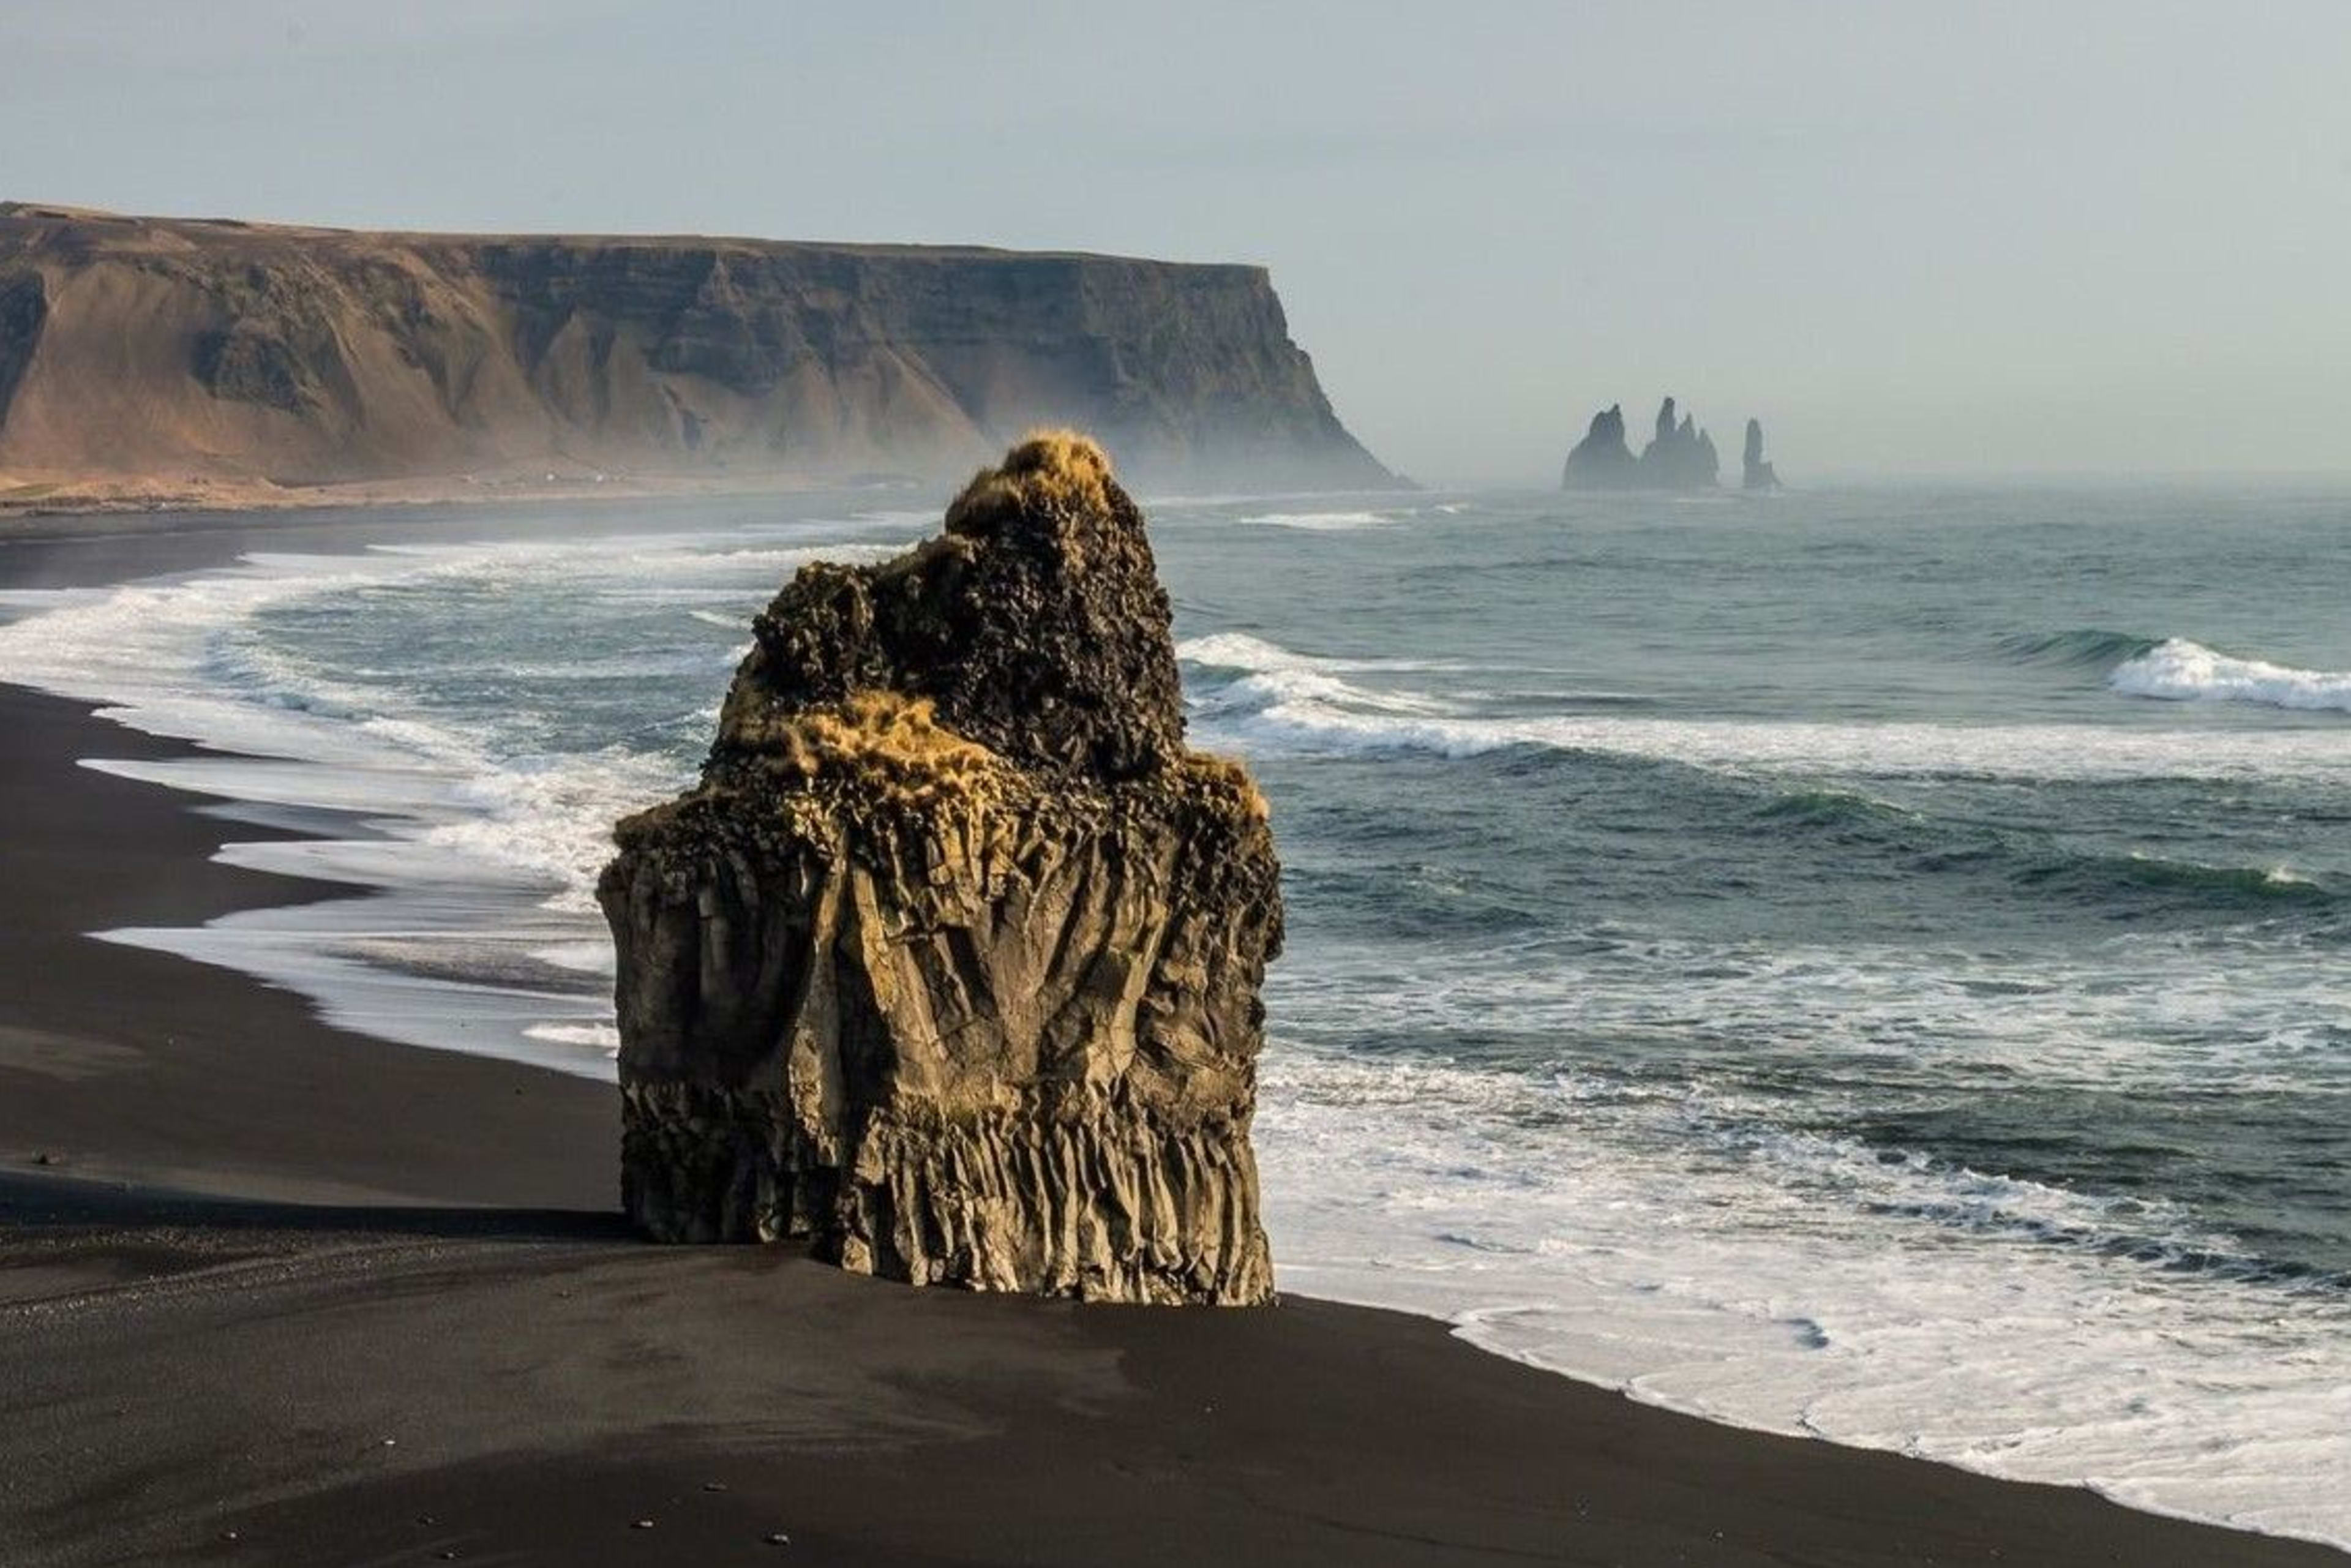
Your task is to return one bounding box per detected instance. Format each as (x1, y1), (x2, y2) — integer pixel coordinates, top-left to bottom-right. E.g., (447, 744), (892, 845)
(1258, 1041), (2351, 1547)
(1179, 633), (2351, 782)
(2110, 638), (2351, 714)
(1998, 627), (2163, 668)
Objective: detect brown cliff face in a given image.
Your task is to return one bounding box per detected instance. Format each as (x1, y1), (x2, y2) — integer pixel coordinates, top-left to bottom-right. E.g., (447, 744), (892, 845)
(598, 434), (1281, 1304)
(0, 203), (1393, 493)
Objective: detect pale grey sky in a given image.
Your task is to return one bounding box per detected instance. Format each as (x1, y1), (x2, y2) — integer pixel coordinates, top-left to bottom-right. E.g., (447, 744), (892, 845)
(4, 1), (2346, 484)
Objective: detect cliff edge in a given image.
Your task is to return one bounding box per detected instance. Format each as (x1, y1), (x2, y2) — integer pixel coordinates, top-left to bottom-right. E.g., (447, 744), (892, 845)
(0, 203), (1394, 497)
(598, 432), (1282, 1304)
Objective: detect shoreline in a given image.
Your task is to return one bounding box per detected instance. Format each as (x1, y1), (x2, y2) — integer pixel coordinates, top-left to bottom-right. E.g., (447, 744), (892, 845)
(0, 467), (864, 522)
(1, 511), (2343, 1564)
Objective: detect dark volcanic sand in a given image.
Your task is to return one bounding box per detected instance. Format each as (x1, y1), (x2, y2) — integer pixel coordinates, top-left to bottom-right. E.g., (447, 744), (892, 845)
(2, 516), (2343, 1567)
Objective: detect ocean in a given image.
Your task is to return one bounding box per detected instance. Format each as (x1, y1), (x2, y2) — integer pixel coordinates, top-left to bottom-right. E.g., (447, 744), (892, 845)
(2, 481), (2345, 1546)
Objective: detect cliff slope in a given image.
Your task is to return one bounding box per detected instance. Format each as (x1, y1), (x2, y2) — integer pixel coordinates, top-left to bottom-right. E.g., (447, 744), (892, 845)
(600, 433), (1281, 1304)
(0, 203), (1393, 495)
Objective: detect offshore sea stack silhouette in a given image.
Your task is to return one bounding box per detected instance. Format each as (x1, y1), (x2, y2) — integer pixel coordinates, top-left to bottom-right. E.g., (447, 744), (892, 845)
(599, 432), (1282, 1305)
(1559, 403), (1639, 487)
(1742, 418), (1781, 490)
(1562, 396), (1745, 491)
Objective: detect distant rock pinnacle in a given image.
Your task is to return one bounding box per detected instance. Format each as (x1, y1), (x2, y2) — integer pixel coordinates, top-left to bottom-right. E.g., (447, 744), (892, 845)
(1742, 418), (1780, 490)
(1560, 403), (1638, 487)
(1562, 396), (1775, 492)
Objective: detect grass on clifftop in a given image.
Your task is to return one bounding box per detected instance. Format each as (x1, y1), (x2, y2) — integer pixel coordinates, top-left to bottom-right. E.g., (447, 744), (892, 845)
(771, 692), (1005, 812)
(946, 429), (1117, 535)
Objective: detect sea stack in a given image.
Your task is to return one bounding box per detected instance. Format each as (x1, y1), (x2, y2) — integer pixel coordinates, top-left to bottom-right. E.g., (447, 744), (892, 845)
(1560, 403), (1638, 487)
(1636, 397), (1720, 489)
(1742, 418), (1780, 490)
(1562, 396), (1724, 490)
(598, 432), (1282, 1305)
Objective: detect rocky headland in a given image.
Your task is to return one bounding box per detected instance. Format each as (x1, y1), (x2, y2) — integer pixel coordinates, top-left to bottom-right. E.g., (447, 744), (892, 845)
(0, 203), (1395, 507)
(1562, 396), (1777, 492)
(598, 432), (1281, 1305)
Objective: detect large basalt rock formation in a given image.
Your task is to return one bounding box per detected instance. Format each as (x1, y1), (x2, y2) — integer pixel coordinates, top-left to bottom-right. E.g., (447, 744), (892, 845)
(599, 432), (1281, 1305)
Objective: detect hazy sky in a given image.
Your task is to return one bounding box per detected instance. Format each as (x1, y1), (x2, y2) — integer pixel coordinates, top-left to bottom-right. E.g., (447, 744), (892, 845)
(4, 1), (2346, 484)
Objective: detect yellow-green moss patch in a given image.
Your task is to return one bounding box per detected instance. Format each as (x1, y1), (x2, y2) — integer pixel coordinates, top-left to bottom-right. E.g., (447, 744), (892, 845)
(768, 691), (1005, 812)
(945, 429), (1117, 536)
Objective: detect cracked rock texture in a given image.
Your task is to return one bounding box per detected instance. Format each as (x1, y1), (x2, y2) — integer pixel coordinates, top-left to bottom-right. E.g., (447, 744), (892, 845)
(599, 433), (1281, 1304)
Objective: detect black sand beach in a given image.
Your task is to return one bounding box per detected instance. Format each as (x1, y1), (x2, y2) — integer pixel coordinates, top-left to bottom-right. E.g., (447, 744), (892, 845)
(3, 512), (2343, 1567)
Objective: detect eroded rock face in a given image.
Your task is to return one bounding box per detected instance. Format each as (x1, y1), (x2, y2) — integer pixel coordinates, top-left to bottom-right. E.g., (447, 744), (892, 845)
(0, 204), (1397, 492)
(599, 433), (1281, 1304)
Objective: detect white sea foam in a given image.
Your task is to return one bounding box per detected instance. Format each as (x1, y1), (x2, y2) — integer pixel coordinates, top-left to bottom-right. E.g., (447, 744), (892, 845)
(0, 528), (861, 1068)
(1273, 926), (2349, 1116)
(1179, 632), (1468, 721)
(531, 940), (618, 976)
(523, 1021), (622, 1054)
(0, 536), (787, 910)
(1236, 509), (1394, 531)
(1177, 631), (1472, 675)
(100, 899), (623, 1079)
(1181, 632), (2351, 782)
(1254, 919), (2351, 1544)
(1256, 1040), (2351, 1548)
(2111, 637), (2351, 714)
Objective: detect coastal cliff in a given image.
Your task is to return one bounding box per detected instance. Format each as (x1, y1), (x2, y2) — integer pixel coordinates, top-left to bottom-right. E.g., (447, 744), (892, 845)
(599, 433), (1281, 1304)
(0, 203), (1393, 498)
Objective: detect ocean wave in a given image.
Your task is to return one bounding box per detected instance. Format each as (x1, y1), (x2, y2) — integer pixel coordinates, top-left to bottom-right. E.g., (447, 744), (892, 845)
(1744, 788), (2333, 913)
(1179, 631), (1471, 675)
(1753, 787), (1922, 827)
(1180, 632), (2351, 782)
(1256, 1041), (2351, 1545)
(1998, 627), (2163, 668)
(2012, 849), (2330, 907)
(2110, 638), (2351, 714)
(0, 544), (711, 918)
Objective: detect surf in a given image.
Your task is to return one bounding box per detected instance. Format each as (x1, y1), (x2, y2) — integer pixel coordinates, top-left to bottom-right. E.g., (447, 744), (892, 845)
(2110, 637), (2351, 714)
(1179, 632), (2351, 782)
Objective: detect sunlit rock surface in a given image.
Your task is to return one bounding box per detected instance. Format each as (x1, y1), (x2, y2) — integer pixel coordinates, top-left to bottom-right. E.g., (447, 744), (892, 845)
(0, 203), (1395, 493)
(600, 433), (1281, 1304)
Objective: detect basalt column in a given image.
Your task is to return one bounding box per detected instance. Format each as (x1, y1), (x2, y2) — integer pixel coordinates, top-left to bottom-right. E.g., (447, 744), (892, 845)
(599, 433), (1281, 1305)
